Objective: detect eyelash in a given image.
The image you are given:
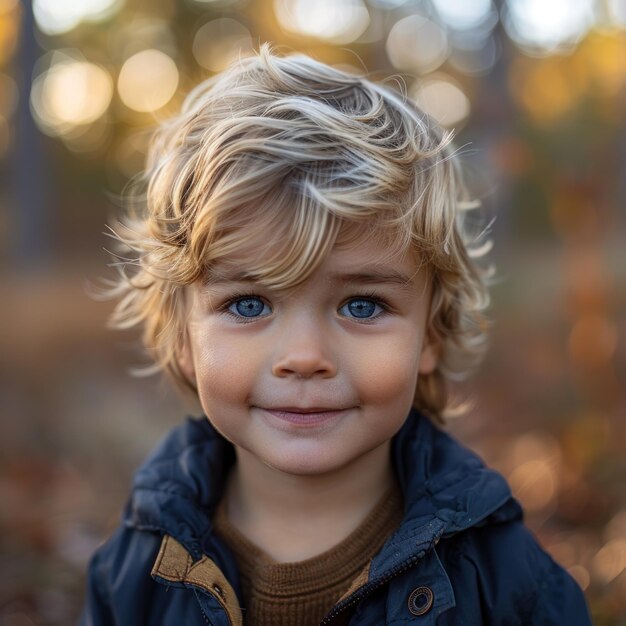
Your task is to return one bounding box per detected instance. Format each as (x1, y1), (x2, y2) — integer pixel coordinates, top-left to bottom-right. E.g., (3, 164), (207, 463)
(340, 291), (392, 323)
(218, 290), (393, 323)
(219, 291), (270, 323)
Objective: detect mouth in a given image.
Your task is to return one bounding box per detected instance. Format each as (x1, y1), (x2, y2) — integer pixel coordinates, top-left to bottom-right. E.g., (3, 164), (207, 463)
(267, 406), (348, 414)
(256, 406), (353, 427)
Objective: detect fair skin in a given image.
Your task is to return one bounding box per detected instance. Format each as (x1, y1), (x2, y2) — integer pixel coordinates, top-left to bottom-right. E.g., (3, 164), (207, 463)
(179, 232), (438, 562)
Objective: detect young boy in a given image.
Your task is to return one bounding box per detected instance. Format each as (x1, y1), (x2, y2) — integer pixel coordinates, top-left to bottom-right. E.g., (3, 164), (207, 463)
(80, 46), (592, 625)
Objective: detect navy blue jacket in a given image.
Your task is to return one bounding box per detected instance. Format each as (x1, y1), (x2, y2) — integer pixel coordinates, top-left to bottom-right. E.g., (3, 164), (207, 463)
(79, 411), (592, 625)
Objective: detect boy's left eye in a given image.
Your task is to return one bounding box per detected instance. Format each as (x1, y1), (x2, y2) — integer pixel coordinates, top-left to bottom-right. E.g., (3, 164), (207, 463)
(338, 298), (385, 319)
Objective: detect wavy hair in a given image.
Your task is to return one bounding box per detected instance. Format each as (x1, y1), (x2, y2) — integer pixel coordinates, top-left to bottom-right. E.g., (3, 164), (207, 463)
(105, 44), (492, 422)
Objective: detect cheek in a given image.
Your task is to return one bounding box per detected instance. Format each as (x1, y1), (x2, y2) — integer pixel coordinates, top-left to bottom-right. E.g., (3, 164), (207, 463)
(190, 330), (259, 406)
(349, 332), (423, 405)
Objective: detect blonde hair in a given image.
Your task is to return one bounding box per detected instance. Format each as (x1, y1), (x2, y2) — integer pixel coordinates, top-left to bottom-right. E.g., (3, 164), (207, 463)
(106, 44), (492, 422)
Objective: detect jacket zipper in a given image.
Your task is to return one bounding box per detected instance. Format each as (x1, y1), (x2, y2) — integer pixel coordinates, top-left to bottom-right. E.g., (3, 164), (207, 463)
(320, 552), (424, 625)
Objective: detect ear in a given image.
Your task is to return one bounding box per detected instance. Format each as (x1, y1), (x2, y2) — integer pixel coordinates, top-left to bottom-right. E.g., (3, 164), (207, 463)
(418, 331), (440, 375)
(176, 328), (196, 386)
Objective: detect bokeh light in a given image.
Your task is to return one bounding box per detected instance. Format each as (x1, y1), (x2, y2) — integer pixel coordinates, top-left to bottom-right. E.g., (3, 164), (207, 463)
(274, 0), (370, 44)
(0, 0), (20, 67)
(30, 52), (113, 137)
(432, 0), (494, 31)
(33, 0), (123, 36)
(117, 49), (179, 113)
(503, 0), (595, 54)
(410, 73), (470, 128)
(506, 431), (562, 514)
(511, 431), (562, 468)
(605, 510), (626, 542)
(191, 0), (239, 5)
(448, 33), (498, 75)
(568, 564), (591, 590)
(578, 33), (626, 98)
(568, 314), (618, 368)
(592, 539), (626, 584)
(386, 14), (448, 72)
(509, 56), (586, 125)
(192, 18), (253, 73)
(0, 0), (18, 12)
(509, 459), (558, 512)
(368, 0), (409, 6)
(608, 0), (626, 26)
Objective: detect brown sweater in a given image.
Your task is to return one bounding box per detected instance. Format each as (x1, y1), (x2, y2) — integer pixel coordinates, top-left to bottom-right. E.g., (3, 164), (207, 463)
(213, 484), (404, 626)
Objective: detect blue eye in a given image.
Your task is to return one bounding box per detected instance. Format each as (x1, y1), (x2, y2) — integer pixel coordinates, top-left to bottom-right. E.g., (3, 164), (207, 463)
(339, 298), (383, 319)
(228, 297), (271, 318)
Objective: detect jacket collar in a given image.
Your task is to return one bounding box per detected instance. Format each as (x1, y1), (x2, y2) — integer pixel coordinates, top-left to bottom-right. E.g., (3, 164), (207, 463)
(124, 410), (520, 565)
(123, 417), (234, 560)
(392, 411), (517, 538)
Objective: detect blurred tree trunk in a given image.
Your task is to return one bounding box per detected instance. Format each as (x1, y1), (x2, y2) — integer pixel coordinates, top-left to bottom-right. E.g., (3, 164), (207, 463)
(12, 0), (51, 270)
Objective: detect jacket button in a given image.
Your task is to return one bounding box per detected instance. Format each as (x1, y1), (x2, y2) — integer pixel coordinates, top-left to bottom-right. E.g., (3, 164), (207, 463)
(212, 583), (225, 598)
(408, 586), (434, 616)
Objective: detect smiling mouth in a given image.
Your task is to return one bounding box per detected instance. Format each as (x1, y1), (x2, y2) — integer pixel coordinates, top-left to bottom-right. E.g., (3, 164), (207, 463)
(257, 406), (352, 426)
(268, 406), (347, 413)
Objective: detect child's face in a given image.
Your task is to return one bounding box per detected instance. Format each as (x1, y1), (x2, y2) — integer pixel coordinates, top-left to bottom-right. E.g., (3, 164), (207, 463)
(179, 230), (438, 477)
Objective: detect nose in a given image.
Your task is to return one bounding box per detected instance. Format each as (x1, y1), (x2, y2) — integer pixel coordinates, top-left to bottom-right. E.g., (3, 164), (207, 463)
(271, 316), (337, 379)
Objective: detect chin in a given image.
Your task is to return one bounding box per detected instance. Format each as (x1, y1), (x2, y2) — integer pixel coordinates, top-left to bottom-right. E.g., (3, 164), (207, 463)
(263, 449), (349, 477)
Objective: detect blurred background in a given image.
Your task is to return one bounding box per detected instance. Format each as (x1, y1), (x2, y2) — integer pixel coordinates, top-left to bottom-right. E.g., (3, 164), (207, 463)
(0, 0), (624, 623)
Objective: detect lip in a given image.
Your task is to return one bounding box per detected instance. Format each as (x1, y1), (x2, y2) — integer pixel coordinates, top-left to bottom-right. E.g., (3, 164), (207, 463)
(257, 406), (352, 427)
(268, 406), (347, 414)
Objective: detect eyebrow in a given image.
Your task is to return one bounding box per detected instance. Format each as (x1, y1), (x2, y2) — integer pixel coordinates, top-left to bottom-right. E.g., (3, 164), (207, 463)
(204, 267), (416, 289)
(328, 269), (415, 289)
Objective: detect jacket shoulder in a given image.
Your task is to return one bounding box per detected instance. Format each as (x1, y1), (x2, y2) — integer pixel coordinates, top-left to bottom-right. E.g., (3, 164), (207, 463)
(79, 524), (165, 625)
(436, 517), (592, 625)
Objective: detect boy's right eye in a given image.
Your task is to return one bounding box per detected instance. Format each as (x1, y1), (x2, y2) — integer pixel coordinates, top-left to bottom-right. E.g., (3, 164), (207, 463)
(227, 296), (272, 319)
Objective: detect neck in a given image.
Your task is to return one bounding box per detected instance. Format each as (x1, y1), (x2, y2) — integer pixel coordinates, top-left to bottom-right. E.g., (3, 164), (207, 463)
(223, 442), (396, 562)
